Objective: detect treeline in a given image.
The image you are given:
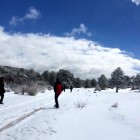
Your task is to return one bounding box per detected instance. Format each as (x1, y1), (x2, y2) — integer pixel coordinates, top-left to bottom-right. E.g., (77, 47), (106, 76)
(0, 65), (140, 94)
(42, 67), (140, 92)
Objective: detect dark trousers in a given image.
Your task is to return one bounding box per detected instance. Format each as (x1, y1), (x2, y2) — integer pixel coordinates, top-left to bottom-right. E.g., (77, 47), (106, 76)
(54, 93), (60, 107)
(0, 94), (4, 103)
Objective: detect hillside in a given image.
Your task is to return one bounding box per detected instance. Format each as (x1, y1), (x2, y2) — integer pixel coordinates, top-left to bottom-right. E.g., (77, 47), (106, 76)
(0, 65), (41, 79)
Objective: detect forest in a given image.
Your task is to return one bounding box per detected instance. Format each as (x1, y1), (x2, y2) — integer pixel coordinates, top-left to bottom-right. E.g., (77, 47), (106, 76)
(0, 65), (140, 95)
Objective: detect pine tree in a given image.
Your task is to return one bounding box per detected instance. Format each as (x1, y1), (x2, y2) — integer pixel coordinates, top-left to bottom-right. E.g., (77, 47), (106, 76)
(49, 71), (56, 86)
(91, 78), (97, 88)
(42, 70), (50, 82)
(74, 78), (82, 88)
(134, 74), (140, 90)
(57, 69), (74, 88)
(85, 79), (91, 88)
(111, 67), (124, 92)
(98, 74), (108, 90)
(124, 75), (131, 88)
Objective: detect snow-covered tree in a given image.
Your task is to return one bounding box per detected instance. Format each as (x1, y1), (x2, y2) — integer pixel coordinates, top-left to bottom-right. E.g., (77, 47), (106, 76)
(98, 74), (108, 90)
(81, 80), (86, 87)
(85, 79), (91, 88)
(49, 71), (56, 86)
(57, 69), (74, 88)
(133, 74), (140, 90)
(41, 70), (50, 84)
(94, 84), (101, 91)
(91, 78), (97, 88)
(124, 75), (131, 88)
(110, 67), (125, 92)
(27, 68), (40, 81)
(74, 78), (82, 88)
(108, 78), (114, 89)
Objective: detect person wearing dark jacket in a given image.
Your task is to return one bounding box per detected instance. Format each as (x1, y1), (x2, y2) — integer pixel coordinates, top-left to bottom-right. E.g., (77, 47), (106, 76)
(70, 85), (73, 92)
(63, 84), (66, 92)
(0, 77), (5, 104)
(54, 79), (63, 108)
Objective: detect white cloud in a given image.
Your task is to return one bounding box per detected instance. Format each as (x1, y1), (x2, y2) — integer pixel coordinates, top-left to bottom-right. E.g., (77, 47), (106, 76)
(0, 25), (140, 79)
(24, 7), (40, 20)
(9, 17), (17, 26)
(131, 0), (140, 5)
(65, 24), (92, 37)
(9, 7), (41, 26)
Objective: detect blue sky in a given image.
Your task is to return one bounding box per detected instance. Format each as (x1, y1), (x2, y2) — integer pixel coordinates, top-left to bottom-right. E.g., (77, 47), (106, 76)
(0, 0), (140, 78)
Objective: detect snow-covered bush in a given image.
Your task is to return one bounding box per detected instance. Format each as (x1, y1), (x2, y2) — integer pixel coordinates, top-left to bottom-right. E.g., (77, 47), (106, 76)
(25, 82), (46, 96)
(25, 85), (38, 96)
(94, 84), (101, 91)
(13, 81), (47, 96)
(47, 85), (53, 90)
(111, 102), (118, 108)
(75, 100), (87, 108)
(13, 86), (21, 94)
(13, 85), (27, 95)
(35, 81), (47, 93)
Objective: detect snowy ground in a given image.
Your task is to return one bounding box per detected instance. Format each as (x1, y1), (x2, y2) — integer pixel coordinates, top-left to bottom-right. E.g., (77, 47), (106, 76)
(0, 88), (140, 140)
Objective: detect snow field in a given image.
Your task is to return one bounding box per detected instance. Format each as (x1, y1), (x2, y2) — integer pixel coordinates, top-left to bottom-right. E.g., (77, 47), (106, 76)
(0, 88), (140, 140)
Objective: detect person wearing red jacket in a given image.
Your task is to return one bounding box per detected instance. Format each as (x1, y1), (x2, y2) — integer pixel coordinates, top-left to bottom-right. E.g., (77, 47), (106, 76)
(54, 78), (63, 108)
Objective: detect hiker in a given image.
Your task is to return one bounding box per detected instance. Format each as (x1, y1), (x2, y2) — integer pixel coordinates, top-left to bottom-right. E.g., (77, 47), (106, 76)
(0, 77), (5, 104)
(54, 79), (63, 108)
(70, 85), (73, 92)
(63, 84), (66, 92)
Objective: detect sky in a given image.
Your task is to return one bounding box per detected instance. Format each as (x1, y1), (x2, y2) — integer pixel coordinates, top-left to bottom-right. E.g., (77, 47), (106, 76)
(0, 0), (140, 79)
